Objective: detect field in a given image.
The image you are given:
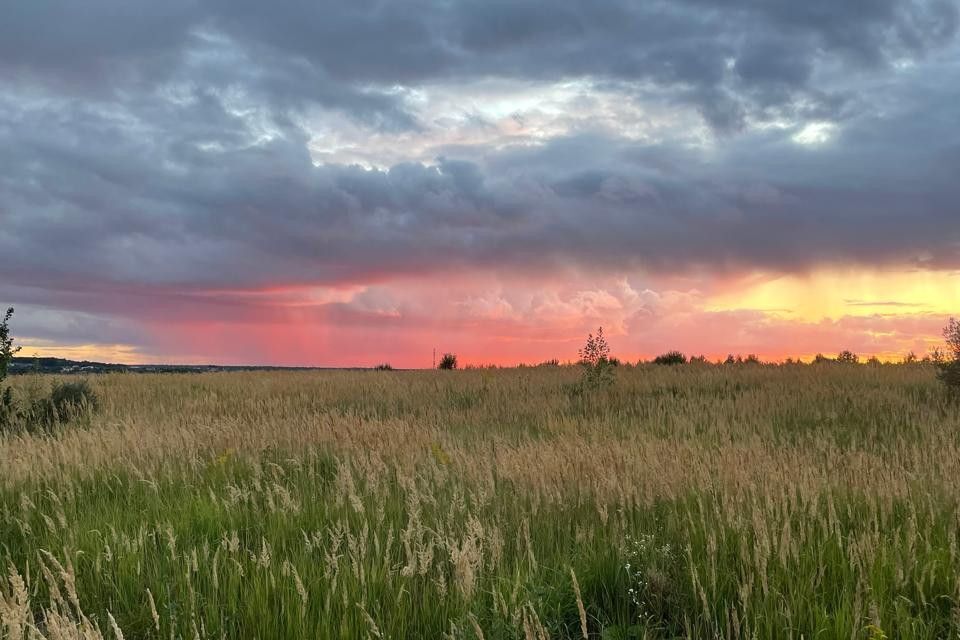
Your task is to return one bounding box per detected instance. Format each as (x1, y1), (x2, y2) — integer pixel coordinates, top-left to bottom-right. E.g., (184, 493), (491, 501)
(1, 364), (960, 639)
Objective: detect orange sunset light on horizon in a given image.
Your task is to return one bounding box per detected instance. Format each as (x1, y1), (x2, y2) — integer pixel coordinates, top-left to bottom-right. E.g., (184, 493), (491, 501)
(11, 266), (958, 368)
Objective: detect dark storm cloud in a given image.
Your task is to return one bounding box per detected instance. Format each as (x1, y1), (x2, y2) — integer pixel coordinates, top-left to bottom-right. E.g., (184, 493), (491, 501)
(205, 0), (957, 127)
(3, 1), (957, 129)
(2, 83), (960, 299)
(1, 0), (960, 333)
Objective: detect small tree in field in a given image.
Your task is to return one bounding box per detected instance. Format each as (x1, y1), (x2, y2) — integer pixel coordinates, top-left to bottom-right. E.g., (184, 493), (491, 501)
(438, 353), (458, 370)
(578, 327), (614, 389)
(938, 318), (960, 393)
(944, 319), (960, 359)
(836, 350), (859, 364)
(1, 307), (21, 428)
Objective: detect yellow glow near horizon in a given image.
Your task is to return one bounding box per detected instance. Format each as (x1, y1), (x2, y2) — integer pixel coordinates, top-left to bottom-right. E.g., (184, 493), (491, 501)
(16, 341), (146, 365)
(706, 269), (960, 321)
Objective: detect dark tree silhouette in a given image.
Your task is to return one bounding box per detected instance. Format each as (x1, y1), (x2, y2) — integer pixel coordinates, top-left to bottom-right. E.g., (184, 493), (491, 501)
(1, 307), (21, 428)
(938, 318), (960, 393)
(836, 350), (859, 364)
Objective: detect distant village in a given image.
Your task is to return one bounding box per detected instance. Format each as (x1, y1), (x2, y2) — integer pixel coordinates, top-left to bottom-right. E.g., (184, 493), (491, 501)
(8, 357), (347, 375)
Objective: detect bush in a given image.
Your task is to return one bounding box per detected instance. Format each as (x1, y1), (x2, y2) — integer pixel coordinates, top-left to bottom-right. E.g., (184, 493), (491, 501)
(373, 363), (393, 371)
(22, 380), (100, 433)
(652, 351), (686, 366)
(837, 350), (859, 364)
(938, 361), (960, 391)
(438, 353), (458, 370)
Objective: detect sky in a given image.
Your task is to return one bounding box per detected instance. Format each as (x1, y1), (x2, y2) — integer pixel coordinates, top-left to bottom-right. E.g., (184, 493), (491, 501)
(2, 0), (960, 367)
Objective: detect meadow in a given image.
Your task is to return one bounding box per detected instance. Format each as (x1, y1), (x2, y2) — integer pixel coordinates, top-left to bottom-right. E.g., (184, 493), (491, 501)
(1, 363), (960, 639)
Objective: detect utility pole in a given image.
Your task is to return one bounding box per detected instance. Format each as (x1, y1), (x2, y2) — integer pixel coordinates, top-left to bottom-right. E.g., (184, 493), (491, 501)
(432, 348), (436, 369)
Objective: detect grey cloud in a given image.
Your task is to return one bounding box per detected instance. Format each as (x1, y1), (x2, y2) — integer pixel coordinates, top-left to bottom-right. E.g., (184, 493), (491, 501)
(2, 1), (957, 131)
(2, 76), (960, 300)
(7, 303), (150, 349)
(2, 0), (960, 329)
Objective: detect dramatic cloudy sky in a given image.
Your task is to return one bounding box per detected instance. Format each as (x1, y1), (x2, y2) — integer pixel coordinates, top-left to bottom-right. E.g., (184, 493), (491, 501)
(3, 0), (960, 365)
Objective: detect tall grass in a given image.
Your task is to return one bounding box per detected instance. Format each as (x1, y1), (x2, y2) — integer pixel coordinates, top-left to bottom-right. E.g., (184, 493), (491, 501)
(1, 364), (959, 638)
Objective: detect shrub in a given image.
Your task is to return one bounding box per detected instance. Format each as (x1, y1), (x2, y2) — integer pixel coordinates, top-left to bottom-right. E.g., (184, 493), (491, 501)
(837, 350), (859, 364)
(22, 380), (100, 433)
(652, 351), (686, 366)
(438, 353), (458, 370)
(813, 353), (834, 364)
(578, 327), (615, 390)
(373, 363), (393, 371)
(938, 361), (960, 391)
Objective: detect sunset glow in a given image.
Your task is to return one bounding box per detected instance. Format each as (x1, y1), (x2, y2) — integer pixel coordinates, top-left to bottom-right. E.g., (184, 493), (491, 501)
(707, 270), (960, 322)
(11, 267), (955, 367)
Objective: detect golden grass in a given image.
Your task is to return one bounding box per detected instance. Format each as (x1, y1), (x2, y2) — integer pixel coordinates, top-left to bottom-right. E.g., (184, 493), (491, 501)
(1, 364), (958, 638)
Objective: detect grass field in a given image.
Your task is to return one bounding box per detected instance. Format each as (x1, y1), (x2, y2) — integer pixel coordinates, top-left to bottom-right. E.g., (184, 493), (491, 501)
(2, 364), (960, 639)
